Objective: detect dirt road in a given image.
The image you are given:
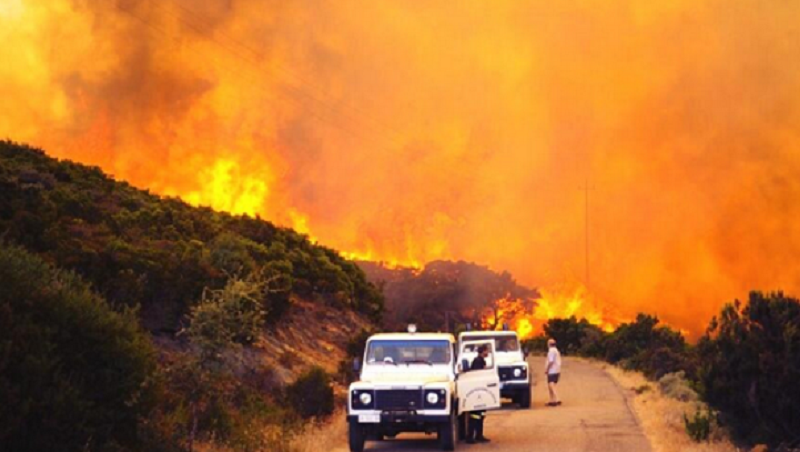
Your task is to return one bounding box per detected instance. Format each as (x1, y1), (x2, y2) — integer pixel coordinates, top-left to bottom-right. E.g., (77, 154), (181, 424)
(340, 357), (652, 452)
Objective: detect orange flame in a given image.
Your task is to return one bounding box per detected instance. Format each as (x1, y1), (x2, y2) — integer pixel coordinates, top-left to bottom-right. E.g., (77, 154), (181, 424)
(340, 249), (423, 270)
(482, 285), (624, 340)
(179, 158), (271, 217)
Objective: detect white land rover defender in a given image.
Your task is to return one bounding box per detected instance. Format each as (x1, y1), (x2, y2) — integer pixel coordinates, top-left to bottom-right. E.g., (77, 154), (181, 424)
(347, 326), (501, 452)
(458, 330), (532, 408)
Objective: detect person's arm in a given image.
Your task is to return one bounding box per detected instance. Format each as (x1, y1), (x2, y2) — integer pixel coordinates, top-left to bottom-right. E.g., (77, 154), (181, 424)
(545, 349), (553, 374)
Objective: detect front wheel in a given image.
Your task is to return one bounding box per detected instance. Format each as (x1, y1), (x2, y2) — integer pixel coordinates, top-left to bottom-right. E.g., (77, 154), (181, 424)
(349, 420), (366, 452)
(438, 413), (456, 451)
(457, 413), (467, 441)
(519, 387), (532, 409)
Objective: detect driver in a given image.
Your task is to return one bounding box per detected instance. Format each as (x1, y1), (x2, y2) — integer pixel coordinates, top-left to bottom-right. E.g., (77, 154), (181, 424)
(466, 345), (491, 444)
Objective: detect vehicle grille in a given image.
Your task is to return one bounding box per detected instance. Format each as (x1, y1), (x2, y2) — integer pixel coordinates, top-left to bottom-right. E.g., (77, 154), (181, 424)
(375, 389), (423, 410)
(498, 366), (519, 381)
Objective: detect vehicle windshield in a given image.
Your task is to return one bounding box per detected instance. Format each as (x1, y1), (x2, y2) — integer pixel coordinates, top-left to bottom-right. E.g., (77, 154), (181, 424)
(463, 335), (520, 352)
(366, 340), (452, 365)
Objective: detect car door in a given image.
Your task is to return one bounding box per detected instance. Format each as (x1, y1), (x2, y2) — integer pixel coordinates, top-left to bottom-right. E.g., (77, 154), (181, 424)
(456, 339), (501, 414)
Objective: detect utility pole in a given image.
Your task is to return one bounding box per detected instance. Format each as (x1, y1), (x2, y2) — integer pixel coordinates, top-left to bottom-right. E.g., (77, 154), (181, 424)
(579, 178), (594, 288)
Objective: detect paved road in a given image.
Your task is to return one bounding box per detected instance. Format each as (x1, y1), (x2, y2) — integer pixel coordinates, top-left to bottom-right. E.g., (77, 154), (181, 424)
(342, 357), (651, 452)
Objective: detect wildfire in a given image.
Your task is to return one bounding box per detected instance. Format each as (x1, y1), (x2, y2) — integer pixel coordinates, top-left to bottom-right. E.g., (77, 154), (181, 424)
(3, 0), (800, 338)
(340, 250), (423, 270)
(181, 158), (271, 217)
(482, 285), (623, 340)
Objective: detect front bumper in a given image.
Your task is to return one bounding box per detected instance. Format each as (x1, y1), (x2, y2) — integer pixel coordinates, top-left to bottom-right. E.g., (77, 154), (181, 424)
(500, 380), (530, 397)
(347, 413), (451, 424)
(347, 412), (451, 434)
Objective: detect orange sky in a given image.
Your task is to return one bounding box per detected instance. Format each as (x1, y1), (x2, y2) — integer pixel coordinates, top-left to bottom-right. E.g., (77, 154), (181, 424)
(2, 0), (800, 336)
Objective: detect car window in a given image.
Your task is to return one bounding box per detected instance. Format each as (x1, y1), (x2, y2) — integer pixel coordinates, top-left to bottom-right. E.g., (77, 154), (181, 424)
(463, 335), (520, 352)
(366, 340), (451, 364)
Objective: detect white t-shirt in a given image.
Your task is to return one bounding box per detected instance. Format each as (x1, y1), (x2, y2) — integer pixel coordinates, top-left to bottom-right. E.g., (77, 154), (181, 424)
(546, 347), (562, 375)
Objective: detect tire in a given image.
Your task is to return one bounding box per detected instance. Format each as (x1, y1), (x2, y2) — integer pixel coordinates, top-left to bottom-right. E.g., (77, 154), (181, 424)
(349, 420), (366, 452)
(438, 412), (456, 451)
(457, 413), (467, 441)
(519, 387), (532, 409)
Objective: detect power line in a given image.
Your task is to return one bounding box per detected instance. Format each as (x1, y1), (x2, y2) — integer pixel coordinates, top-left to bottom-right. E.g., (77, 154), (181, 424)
(578, 178), (594, 288)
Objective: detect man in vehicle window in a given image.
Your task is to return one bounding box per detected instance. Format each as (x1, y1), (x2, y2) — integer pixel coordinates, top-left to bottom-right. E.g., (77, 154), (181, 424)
(545, 338), (562, 406)
(467, 345), (491, 444)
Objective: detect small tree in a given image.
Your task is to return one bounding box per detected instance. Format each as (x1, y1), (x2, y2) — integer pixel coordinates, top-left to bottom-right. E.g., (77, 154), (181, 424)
(285, 367), (335, 419)
(698, 292), (800, 446)
(178, 268), (288, 449)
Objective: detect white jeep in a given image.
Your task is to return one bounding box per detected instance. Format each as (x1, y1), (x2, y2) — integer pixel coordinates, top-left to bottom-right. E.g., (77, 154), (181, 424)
(347, 327), (501, 451)
(458, 330), (532, 408)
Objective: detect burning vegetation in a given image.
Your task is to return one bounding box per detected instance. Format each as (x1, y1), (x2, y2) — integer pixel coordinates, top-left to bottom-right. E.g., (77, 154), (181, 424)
(481, 285), (624, 339)
(359, 259), (623, 339)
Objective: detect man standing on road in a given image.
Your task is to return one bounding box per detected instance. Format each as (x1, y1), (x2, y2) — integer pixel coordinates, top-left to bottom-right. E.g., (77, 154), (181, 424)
(466, 345), (491, 444)
(545, 338), (562, 407)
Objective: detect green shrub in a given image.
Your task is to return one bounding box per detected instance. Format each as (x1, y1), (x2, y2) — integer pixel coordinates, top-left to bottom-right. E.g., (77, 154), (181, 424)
(684, 408), (713, 442)
(542, 316), (606, 356)
(285, 367), (335, 419)
(698, 291), (800, 446)
(602, 314), (693, 379)
(0, 243), (157, 451)
(186, 271), (274, 357)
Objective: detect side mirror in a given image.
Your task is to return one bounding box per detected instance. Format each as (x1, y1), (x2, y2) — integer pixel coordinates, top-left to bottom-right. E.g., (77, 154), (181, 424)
(353, 358), (361, 373)
(523, 347), (530, 359)
(461, 359), (470, 372)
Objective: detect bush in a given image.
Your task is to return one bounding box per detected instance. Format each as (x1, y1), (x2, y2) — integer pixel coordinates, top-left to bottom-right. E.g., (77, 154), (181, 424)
(698, 291), (800, 446)
(684, 408), (713, 442)
(0, 243), (157, 451)
(603, 314), (691, 379)
(285, 367), (335, 419)
(542, 316), (606, 356)
(658, 371), (699, 402)
(185, 270), (276, 357)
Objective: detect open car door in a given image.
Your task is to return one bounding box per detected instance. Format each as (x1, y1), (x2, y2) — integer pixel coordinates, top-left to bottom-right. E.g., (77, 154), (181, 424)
(456, 340), (501, 414)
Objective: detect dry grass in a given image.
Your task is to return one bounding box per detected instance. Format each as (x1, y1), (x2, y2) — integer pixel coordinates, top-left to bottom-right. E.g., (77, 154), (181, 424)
(603, 364), (744, 452)
(288, 412), (348, 452)
(193, 416), (348, 452)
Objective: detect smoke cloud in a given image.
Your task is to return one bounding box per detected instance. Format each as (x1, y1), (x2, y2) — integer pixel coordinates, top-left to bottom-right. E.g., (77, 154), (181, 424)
(2, 0), (800, 335)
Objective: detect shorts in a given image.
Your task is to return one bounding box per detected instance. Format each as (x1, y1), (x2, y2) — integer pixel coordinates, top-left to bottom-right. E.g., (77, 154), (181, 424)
(547, 373), (560, 384)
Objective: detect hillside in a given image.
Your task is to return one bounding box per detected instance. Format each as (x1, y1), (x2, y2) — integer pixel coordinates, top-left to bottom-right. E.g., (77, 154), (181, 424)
(0, 140), (382, 332)
(0, 140), (381, 450)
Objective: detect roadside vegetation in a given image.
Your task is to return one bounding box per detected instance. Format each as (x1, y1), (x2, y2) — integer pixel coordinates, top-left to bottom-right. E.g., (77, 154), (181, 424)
(525, 293), (800, 451)
(604, 365), (737, 452)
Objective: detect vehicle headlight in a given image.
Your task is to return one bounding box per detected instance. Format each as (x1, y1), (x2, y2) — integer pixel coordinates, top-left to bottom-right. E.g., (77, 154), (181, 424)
(359, 392), (373, 405)
(424, 389), (447, 408)
(426, 392), (440, 405)
(513, 368), (522, 378)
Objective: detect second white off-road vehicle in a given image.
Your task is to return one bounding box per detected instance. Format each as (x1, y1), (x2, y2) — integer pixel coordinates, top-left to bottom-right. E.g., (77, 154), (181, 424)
(458, 330), (532, 408)
(347, 326), (501, 451)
